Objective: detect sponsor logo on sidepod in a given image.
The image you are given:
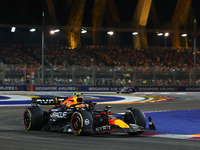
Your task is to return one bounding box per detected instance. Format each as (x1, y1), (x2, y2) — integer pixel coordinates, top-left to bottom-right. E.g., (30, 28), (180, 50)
(85, 119), (90, 125)
(50, 112), (68, 118)
(96, 125), (111, 131)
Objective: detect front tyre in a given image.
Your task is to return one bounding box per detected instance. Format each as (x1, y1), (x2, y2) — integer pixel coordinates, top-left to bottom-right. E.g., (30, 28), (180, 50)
(124, 108), (146, 135)
(71, 112), (83, 135)
(71, 111), (93, 136)
(23, 106), (44, 130)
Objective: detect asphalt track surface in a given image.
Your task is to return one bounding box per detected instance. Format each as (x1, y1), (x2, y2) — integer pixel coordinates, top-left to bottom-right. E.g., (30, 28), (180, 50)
(0, 92), (200, 150)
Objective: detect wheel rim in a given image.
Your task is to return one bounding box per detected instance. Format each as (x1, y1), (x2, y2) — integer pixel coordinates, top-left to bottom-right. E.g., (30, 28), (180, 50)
(23, 111), (30, 128)
(71, 114), (81, 133)
(125, 112), (134, 124)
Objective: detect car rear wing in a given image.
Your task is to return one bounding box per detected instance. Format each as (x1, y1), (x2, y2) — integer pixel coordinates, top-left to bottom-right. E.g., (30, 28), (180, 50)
(31, 97), (68, 106)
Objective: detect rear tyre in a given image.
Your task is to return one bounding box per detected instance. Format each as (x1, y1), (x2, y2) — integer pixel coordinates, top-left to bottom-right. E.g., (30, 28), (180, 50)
(124, 108), (146, 135)
(23, 106), (44, 130)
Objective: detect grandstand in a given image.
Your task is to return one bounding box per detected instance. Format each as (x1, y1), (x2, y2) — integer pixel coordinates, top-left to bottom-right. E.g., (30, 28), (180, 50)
(1, 44), (200, 87)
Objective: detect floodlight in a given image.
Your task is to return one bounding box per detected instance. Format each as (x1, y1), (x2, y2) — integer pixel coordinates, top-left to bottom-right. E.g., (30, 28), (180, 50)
(107, 31), (114, 35)
(50, 30), (55, 34)
(11, 27), (16, 32)
(132, 32), (138, 35)
(181, 34), (187, 37)
(30, 28), (36, 32)
(81, 29), (87, 34)
(157, 33), (163, 36)
(54, 29), (60, 32)
(164, 32), (169, 37)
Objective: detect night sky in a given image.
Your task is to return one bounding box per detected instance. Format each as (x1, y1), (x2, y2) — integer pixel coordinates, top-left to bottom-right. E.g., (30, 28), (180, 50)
(0, 0), (200, 46)
(0, 0), (200, 28)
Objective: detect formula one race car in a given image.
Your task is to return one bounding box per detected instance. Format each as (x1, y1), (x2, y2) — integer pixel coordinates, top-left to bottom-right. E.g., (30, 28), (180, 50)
(23, 93), (156, 136)
(117, 86), (136, 94)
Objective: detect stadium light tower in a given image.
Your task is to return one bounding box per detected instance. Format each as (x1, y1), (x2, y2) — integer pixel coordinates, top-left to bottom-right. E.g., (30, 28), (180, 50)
(50, 29), (60, 46)
(107, 31), (114, 47)
(50, 30), (54, 46)
(164, 32), (169, 49)
(193, 18), (197, 85)
(181, 34), (188, 49)
(42, 11), (45, 85)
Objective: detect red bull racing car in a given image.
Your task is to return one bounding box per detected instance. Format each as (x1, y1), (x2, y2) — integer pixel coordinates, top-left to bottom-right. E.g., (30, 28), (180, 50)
(23, 93), (156, 135)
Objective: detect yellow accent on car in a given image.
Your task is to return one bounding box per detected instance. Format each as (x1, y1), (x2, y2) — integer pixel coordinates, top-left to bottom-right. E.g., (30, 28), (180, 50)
(78, 129), (82, 135)
(26, 109), (32, 130)
(114, 119), (130, 128)
(71, 112), (84, 135)
(73, 93), (82, 96)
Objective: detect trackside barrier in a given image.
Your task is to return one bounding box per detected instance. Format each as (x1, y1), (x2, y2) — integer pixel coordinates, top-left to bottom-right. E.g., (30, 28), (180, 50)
(30, 85), (200, 92)
(0, 85), (26, 91)
(0, 85), (199, 92)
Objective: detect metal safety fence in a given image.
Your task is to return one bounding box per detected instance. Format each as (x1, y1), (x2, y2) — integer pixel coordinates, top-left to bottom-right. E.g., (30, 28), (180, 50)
(1, 64), (200, 87)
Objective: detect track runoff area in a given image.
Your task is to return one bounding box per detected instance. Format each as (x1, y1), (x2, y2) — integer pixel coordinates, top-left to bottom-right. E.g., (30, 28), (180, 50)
(0, 91), (199, 140)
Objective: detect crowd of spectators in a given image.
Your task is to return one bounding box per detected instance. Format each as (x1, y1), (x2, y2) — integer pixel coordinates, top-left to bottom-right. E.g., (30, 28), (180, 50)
(0, 45), (199, 71)
(0, 45), (200, 86)
(0, 45), (39, 65)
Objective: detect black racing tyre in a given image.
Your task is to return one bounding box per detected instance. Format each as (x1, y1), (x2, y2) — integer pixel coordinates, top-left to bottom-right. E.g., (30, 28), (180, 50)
(23, 106), (44, 130)
(124, 108), (146, 135)
(71, 111), (93, 136)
